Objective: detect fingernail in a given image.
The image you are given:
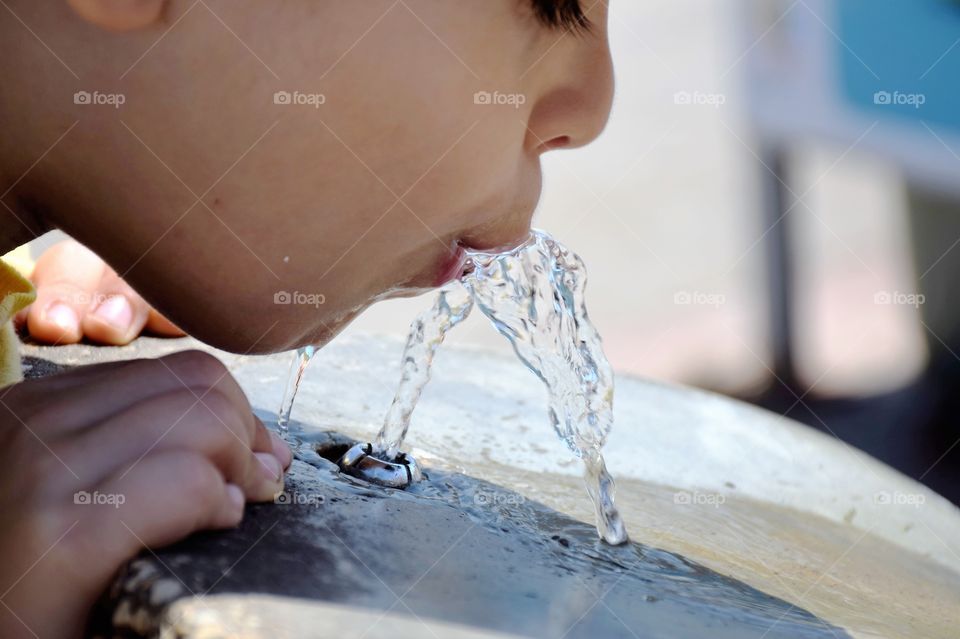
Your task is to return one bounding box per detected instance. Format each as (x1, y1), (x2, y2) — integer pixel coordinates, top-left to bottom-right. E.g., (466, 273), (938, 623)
(93, 295), (133, 330)
(44, 303), (79, 334)
(226, 483), (245, 510)
(270, 431), (293, 469)
(255, 452), (282, 483)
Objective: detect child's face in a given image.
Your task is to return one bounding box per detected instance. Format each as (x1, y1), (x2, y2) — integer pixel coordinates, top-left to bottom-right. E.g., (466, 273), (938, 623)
(32, 1), (614, 353)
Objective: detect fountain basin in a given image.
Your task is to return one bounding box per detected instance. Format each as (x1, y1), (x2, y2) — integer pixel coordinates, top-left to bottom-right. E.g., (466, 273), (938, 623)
(20, 336), (960, 638)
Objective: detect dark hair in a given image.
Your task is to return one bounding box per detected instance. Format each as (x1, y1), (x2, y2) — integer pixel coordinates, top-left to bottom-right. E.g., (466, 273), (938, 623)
(531, 0), (591, 31)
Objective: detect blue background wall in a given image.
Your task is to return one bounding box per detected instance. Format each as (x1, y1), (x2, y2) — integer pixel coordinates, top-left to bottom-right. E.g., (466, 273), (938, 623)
(837, 0), (960, 131)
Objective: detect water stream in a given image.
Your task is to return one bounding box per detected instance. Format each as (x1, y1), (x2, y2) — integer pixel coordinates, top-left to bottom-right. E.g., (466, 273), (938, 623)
(460, 232), (626, 545)
(280, 230), (628, 544)
(374, 286), (474, 460)
(277, 344), (315, 437)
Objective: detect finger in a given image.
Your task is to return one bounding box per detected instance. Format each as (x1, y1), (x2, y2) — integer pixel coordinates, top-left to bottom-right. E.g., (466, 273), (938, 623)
(68, 451), (245, 587)
(22, 351), (264, 449)
(26, 241), (105, 344)
(64, 388), (283, 502)
(269, 428), (293, 470)
(80, 271), (150, 345)
(12, 351), (289, 481)
(22, 238), (184, 345)
(145, 308), (187, 337)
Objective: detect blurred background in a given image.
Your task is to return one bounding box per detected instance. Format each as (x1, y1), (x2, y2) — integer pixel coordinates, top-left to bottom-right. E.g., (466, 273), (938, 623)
(26, 0), (960, 502)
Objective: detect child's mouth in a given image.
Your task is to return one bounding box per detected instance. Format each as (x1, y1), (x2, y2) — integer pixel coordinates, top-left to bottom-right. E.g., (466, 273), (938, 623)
(427, 233), (535, 290)
(433, 244), (469, 287)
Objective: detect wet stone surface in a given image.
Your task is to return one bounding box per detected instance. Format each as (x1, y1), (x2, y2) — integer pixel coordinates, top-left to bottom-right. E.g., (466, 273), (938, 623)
(88, 430), (846, 639)
(21, 341), (847, 639)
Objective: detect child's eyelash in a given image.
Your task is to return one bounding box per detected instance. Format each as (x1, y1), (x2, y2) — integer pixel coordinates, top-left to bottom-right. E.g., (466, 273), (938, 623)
(530, 0), (592, 32)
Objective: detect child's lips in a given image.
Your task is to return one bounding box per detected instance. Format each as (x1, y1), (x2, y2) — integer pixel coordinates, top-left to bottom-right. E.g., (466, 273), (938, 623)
(433, 244), (468, 287)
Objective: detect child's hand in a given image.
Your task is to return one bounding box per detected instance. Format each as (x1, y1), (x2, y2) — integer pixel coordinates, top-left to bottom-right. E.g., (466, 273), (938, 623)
(0, 350), (292, 638)
(17, 239), (186, 346)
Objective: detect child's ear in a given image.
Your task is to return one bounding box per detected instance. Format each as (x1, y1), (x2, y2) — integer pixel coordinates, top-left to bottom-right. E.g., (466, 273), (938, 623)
(66, 0), (165, 31)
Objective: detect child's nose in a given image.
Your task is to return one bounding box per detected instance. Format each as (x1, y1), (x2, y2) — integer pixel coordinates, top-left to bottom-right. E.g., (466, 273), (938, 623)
(524, 30), (615, 154)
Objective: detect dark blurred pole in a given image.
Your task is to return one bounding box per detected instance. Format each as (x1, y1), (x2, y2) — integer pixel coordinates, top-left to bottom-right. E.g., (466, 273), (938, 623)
(907, 185), (960, 355)
(905, 184), (960, 498)
(761, 147), (800, 392)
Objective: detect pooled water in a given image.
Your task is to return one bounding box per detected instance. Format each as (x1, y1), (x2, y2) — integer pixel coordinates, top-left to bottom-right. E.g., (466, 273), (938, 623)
(374, 230), (628, 545)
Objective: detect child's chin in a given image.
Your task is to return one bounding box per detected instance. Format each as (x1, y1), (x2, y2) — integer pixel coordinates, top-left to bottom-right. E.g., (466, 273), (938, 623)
(375, 285), (436, 302)
(185, 319), (328, 356)
(290, 306), (367, 352)
(216, 288), (434, 355)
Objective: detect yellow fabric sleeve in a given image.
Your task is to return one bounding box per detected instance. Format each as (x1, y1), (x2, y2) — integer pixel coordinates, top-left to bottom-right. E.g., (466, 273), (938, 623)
(0, 249), (36, 387)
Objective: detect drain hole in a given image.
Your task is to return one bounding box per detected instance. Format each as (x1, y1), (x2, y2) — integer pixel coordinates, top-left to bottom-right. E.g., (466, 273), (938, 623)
(335, 442), (423, 488)
(315, 442), (352, 464)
